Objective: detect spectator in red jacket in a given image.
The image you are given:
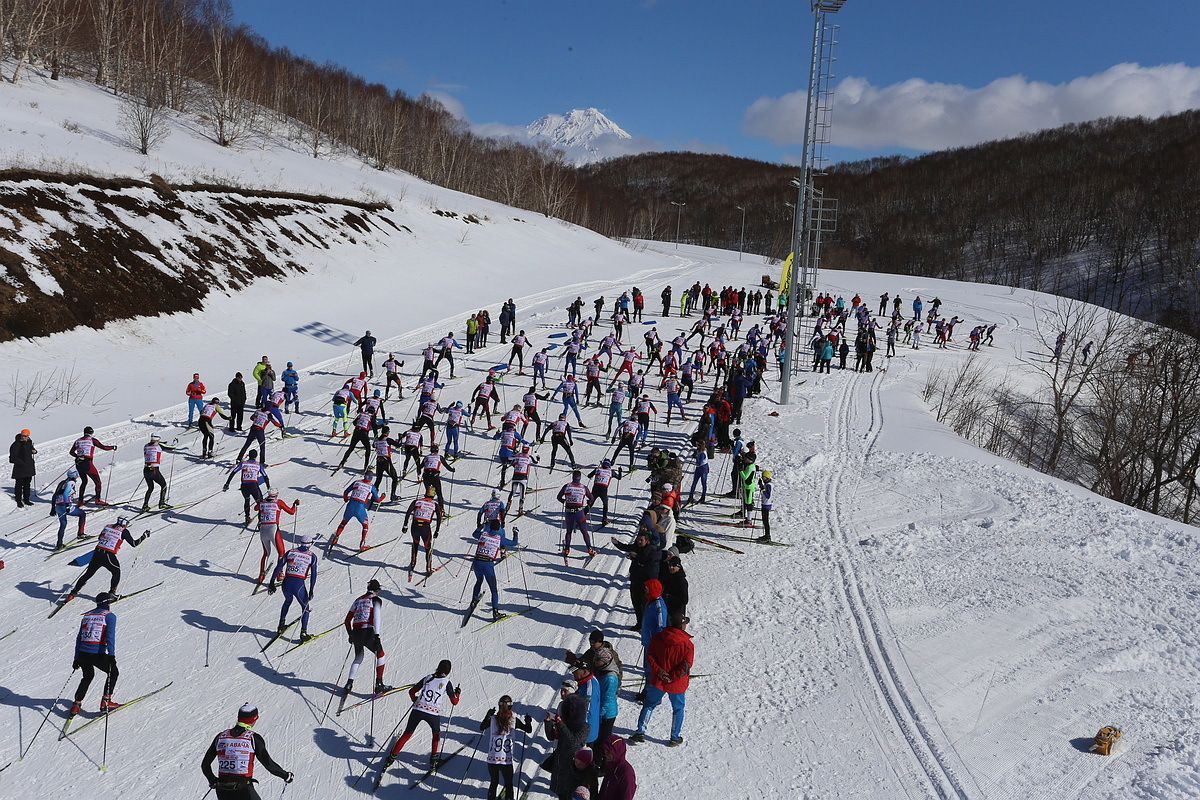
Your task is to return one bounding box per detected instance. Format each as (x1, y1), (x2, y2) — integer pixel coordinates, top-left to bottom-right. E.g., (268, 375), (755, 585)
(629, 613), (693, 747)
(186, 373), (206, 427)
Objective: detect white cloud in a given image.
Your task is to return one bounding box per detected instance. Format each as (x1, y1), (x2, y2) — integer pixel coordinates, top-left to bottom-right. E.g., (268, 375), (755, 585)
(744, 62), (1200, 151)
(419, 90), (469, 121)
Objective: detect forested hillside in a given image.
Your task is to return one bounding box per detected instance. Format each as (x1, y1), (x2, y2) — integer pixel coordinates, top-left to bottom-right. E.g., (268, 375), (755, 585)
(579, 112), (1200, 334)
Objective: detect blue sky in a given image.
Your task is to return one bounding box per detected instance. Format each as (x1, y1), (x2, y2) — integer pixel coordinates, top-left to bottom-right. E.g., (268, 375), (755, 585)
(231, 0), (1200, 165)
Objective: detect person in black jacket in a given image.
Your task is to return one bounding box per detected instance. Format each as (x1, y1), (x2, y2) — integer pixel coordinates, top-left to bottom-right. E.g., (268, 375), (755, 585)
(354, 330), (377, 377)
(659, 554), (689, 617)
(9, 429), (36, 508)
(227, 373), (247, 432)
(613, 530), (661, 630)
(201, 704), (294, 799)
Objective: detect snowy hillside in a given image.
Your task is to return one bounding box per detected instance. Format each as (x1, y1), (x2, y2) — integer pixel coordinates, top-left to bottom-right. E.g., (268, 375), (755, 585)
(526, 109), (632, 164)
(2, 68), (1199, 800)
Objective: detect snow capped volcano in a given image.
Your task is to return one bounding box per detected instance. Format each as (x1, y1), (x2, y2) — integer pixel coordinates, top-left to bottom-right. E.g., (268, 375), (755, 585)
(526, 108), (632, 162)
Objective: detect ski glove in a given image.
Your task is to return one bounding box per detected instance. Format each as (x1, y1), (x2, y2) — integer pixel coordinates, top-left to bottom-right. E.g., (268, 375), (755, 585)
(267, 584), (277, 595)
(284, 773), (294, 784)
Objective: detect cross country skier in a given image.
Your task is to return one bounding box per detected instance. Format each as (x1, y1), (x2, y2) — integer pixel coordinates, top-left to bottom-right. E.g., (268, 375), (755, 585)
(222, 450), (270, 524)
(255, 489), (298, 586)
(585, 459), (622, 528)
(478, 697), (534, 800)
(686, 441), (710, 505)
(612, 417), (640, 470)
(611, 347), (639, 383)
(507, 446), (538, 515)
(343, 578), (389, 697)
(52, 467), (86, 548)
(268, 534), (318, 642)
(347, 372), (369, 406)
(531, 348), (550, 388)
(382, 353), (406, 400)
(472, 375), (500, 429)
(468, 519), (519, 621)
(507, 330), (529, 373)
(443, 401), (466, 459)
(421, 444), (455, 505)
(69, 426), (117, 505)
(557, 470), (595, 557)
(660, 371), (686, 424)
(554, 374), (586, 426)
(381, 660), (461, 770)
(331, 473), (380, 552)
(582, 356), (606, 406)
(70, 591), (120, 714)
(140, 433), (178, 512)
(477, 489), (507, 530)
(541, 414), (579, 472)
(336, 407), (376, 473)
(281, 362), (300, 413)
(201, 704), (294, 799)
(435, 332), (461, 379)
(633, 394), (658, 447)
(64, 517), (149, 602)
(605, 383), (628, 439)
(413, 395), (440, 445)
(236, 406), (282, 464)
(359, 389), (386, 429)
(373, 425), (401, 501)
(399, 422), (426, 477)
(521, 385), (546, 441)
(198, 397), (229, 458)
(402, 487), (443, 573)
(493, 422), (531, 486)
(331, 384), (352, 437)
(561, 337), (582, 377)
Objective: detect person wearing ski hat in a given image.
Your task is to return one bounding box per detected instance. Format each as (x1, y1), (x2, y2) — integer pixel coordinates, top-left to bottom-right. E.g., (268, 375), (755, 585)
(572, 747), (601, 797)
(331, 472), (380, 553)
(64, 517), (149, 603)
(198, 397), (229, 458)
(382, 659), (461, 769)
(185, 373), (206, 427)
(757, 469), (774, 543)
(569, 662), (602, 747)
(467, 519), (520, 621)
(201, 703), (294, 798)
(478, 695), (533, 800)
(254, 489), (298, 587)
(342, 578), (388, 697)
(140, 433), (178, 512)
(281, 362), (300, 413)
(613, 530), (660, 630)
(9, 428), (36, 509)
(268, 534), (318, 643)
(566, 634), (620, 749)
(69, 425), (117, 505)
(545, 682), (590, 800)
(52, 466), (86, 548)
(354, 330), (377, 378)
(223, 449), (271, 525)
(69, 591), (120, 716)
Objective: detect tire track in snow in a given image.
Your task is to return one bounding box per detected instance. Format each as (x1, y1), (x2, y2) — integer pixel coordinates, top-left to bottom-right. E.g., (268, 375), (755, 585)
(823, 370), (972, 800)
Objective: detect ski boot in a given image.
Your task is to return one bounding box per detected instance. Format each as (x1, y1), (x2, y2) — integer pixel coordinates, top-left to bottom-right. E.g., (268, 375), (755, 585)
(374, 680), (391, 695)
(756, 534), (772, 543)
(100, 695), (120, 712)
(299, 629), (313, 643)
(277, 620), (287, 634)
(587, 548), (597, 557)
(68, 701), (81, 716)
(492, 608), (503, 621)
(141, 504), (151, 513)
(342, 679), (354, 697)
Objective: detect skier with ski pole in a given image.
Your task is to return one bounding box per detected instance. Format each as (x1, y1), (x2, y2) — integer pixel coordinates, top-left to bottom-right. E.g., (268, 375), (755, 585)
(222, 449), (271, 525)
(375, 660), (461, 784)
(60, 518), (150, 606)
(140, 433), (178, 512)
(477, 696), (533, 800)
(68, 591), (120, 716)
(69, 425), (117, 505)
(341, 578), (390, 700)
(51, 467), (86, 549)
(253, 489), (299, 587)
(267, 535), (318, 643)
(201, 703), (294, 799)
(402, 486), (443, 575)
(464, 519), (520, 623)
(329, 473), (380, 554)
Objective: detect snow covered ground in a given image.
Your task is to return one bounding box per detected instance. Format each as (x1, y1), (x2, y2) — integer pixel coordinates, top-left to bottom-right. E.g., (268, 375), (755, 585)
(2, 70), (1199, 800)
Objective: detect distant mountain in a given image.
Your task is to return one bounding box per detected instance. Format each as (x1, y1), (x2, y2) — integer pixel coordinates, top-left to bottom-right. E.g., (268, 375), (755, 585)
(526, 108), (632, 163)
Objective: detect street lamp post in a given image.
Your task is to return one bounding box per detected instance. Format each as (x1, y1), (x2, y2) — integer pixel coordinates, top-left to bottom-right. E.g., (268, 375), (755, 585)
(671, 201), (685, 249)
(736, 205), (747, 261)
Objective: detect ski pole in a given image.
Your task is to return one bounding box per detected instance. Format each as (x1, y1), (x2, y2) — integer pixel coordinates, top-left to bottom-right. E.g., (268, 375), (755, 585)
(449, 734), (483, 800)
(320, 644), (353, 725)
(235, 525), (257, 576)
(102, 452), (116, 505)
(165, 447), (177, 505)
(37, 467), (68, 494)
(23, 668), (76, 759)
(101, 703), (110, 771)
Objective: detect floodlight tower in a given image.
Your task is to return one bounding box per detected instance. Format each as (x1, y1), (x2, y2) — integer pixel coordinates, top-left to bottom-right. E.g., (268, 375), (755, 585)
(780, 0), (845, 405)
